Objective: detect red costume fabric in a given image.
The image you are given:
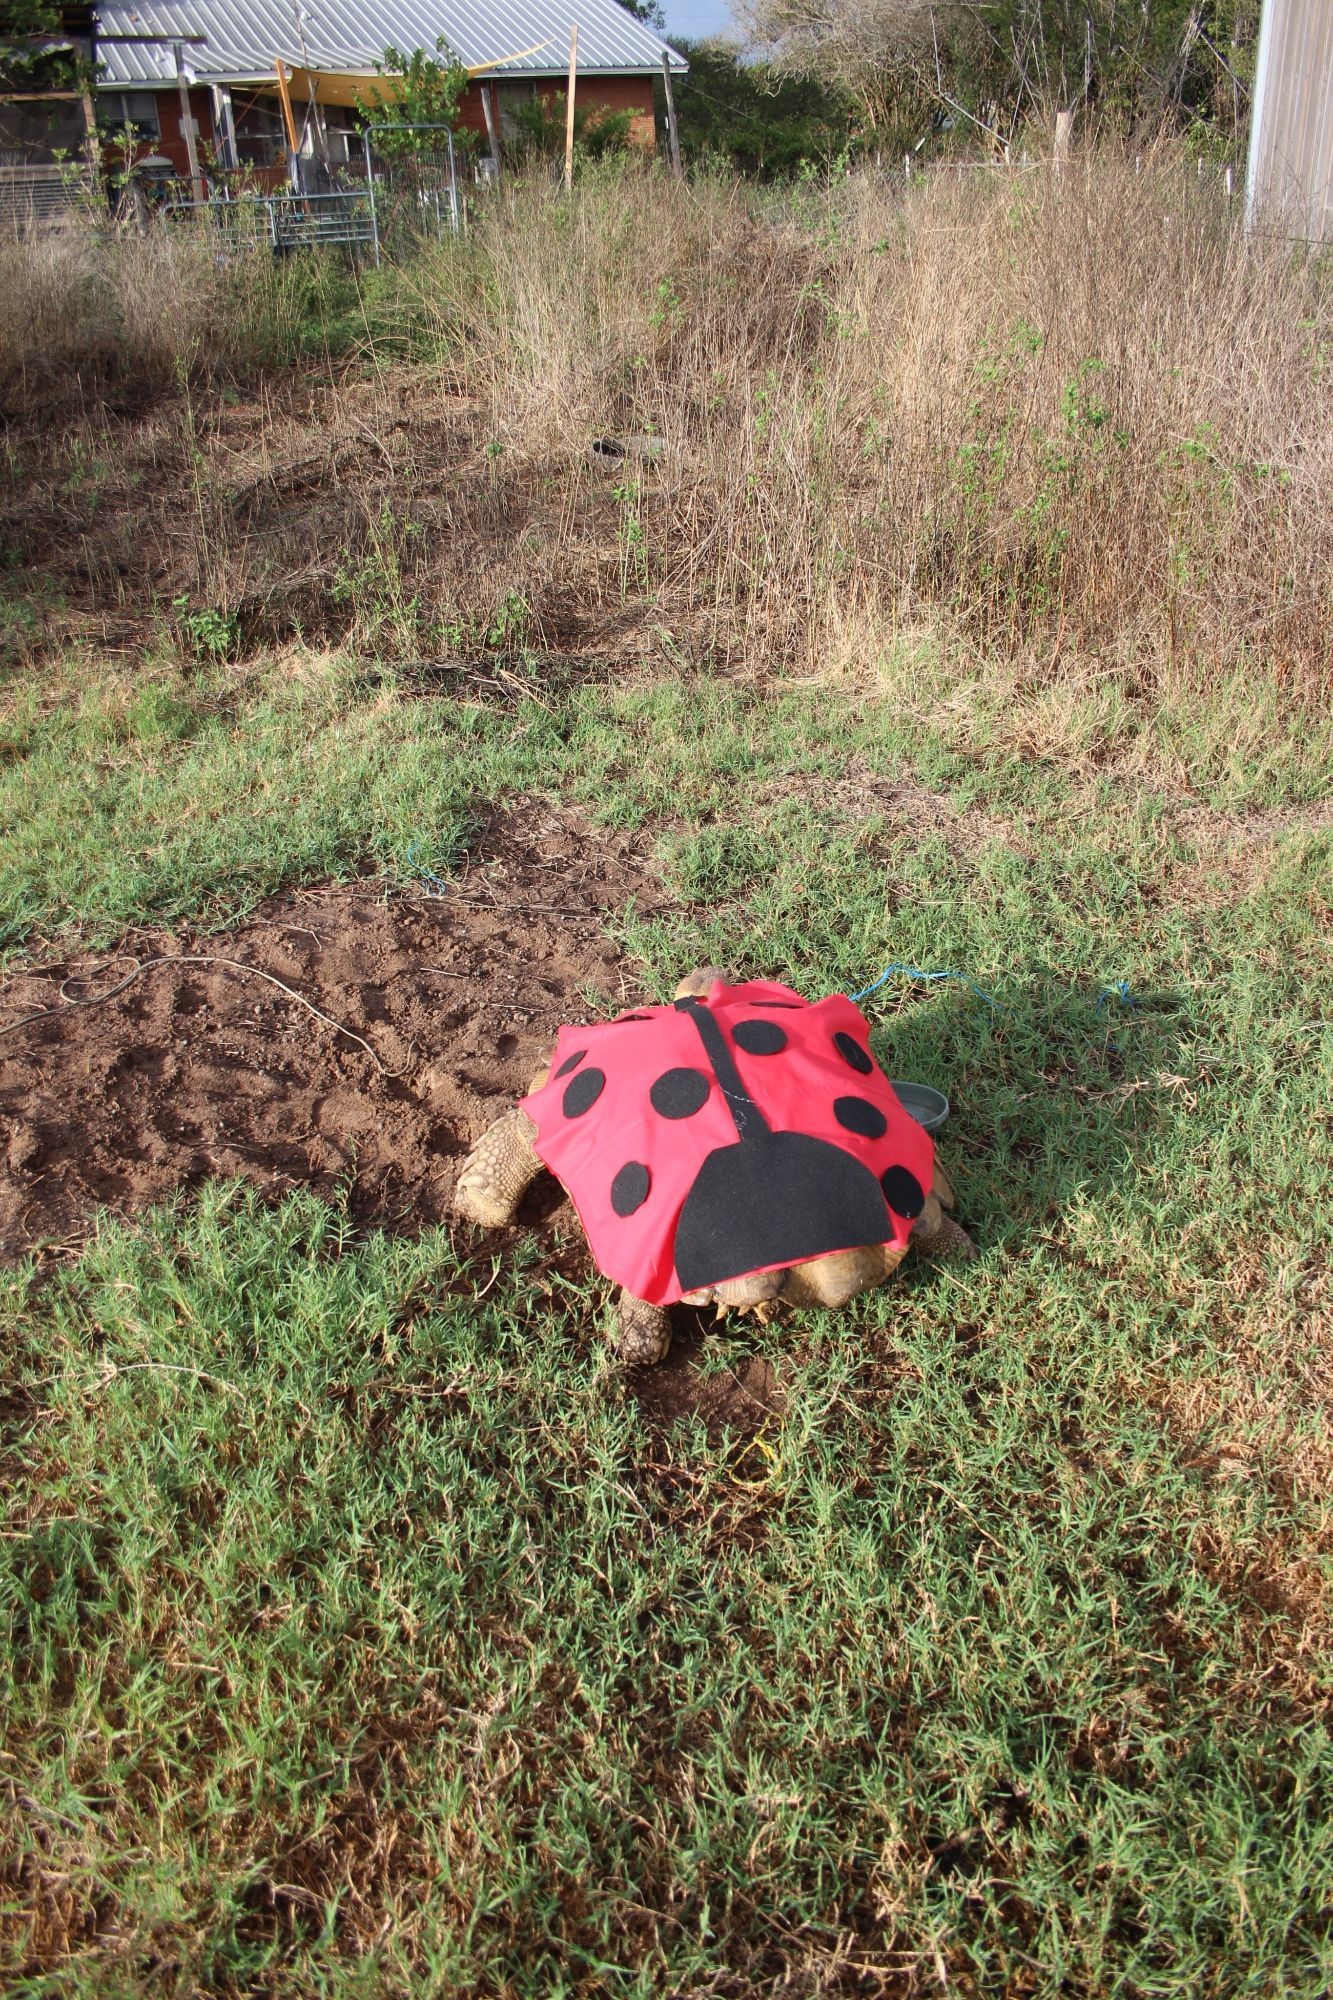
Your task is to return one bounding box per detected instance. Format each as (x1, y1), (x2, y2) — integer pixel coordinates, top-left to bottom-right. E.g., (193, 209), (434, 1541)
(521, 977), (935, 1306)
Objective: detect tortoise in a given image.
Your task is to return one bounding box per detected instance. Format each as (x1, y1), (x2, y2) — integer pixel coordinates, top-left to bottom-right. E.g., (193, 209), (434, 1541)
(452, 968), (974, 1364)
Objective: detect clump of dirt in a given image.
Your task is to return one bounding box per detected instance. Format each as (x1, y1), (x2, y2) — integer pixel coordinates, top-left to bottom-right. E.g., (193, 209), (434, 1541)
(0, 802), (666, 1261)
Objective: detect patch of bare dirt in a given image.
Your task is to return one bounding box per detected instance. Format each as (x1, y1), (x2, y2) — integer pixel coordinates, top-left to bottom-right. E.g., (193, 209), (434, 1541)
(630, 1330), (784, 1444)
(1154, 793), (1333, 907)
(0, 368), (712, 674)
(0, 801), (666, 1261)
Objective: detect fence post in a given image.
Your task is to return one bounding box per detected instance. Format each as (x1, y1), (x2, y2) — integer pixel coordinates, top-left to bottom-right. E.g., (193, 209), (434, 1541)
(78, 86), (101, 197)
(363, 132), (381, 266)
(1054, 110), (1074, 170)
(660, 53), (682, 178)
(174, 41), (206, 201)
(481, 83), (502, 180)
(564, 26), (578, 193)
(447, 128), (460, 234)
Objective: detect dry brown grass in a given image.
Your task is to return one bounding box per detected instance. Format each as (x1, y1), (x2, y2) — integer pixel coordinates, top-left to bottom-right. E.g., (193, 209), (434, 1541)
(405, 151), (1331, 701)
(0, 226), (209, 405)
(0, 220), (347, 414)
(2, 149), (1330, 715)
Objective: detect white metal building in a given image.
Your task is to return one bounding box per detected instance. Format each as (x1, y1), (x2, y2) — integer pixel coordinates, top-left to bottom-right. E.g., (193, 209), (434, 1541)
(1245, 0), (1333, 240)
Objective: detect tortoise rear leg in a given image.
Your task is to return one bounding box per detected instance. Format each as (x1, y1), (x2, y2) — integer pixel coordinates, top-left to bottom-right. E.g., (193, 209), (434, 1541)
(909, 1167), (976, 1262)
(453, 1108), (545, 1229)
(618, 1291), (672, 1366)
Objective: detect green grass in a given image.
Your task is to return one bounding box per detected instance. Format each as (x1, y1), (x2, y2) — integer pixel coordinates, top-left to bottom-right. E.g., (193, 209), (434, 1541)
(5, 642), (1329, 954)
(2, 644), (1331, 1994)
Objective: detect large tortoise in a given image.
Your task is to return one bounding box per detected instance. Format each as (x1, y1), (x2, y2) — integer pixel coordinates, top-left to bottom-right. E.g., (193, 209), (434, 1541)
(453, 968), (974, 1363)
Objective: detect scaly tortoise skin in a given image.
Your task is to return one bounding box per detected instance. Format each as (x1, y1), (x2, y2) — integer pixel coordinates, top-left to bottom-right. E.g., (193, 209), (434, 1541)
(453, 968), (974, 1364)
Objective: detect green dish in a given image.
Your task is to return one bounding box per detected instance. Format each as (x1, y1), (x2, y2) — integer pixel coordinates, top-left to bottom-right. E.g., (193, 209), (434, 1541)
(891, 1081), (950, 1134)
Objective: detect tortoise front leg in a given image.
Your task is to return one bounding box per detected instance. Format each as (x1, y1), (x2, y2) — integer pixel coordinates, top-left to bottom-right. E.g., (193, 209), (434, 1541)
(672, 965), (727, 1000)
(910, 1204), (976, 1260)
(617, 1290), (672, 1365)
(453, 1108), (545, 1229)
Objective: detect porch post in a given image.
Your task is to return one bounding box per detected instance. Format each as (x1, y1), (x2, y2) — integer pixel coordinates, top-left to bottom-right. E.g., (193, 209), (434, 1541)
(173, 40), (205, 199)
(211, 84), (238, 170)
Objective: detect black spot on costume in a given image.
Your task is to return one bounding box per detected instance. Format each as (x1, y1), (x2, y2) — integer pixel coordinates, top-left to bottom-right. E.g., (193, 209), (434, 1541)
(833, 1096), (888, 1139)
(650, 1067), (711, 1119)
(562, 1067), (606, 1117)
(834, 1030), (874, 1075)
(732, 1019), (789, 1055)
(611, 1162), (651, 1217)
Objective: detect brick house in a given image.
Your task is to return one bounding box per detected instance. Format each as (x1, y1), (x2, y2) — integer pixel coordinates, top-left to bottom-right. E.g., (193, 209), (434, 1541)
(88, 1), (686, 186)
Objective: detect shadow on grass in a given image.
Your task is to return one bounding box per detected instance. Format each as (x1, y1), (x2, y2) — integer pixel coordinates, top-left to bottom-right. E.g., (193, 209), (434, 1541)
(868, 967), (1193, 1254)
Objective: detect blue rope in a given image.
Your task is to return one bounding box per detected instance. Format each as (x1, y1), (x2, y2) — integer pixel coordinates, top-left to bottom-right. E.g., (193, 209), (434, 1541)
(1095, 979), (1138, 1014)
(404, 839), (451, 896)
(847, 961), (997, 1012)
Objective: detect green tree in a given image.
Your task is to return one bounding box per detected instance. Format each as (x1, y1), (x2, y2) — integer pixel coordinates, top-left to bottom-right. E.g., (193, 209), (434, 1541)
(615, 0), (667, 27)
(668, 39), (861, 176)
(734, 0), (964, 138)
(965, 2), (1259, 142)
(505, 92), (637, 163)
(356, 37), (470, 157)
(1, 2), (79, 91)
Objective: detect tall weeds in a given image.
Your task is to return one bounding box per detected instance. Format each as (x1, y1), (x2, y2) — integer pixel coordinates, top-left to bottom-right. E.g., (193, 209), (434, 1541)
(0, 223), (351, 409)
(3, 153), (1329, 706)
(409, 154), (1331, 701)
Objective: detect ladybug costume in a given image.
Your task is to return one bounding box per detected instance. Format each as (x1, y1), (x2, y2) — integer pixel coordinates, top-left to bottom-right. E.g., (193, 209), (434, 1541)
(521, 977), (935, 1306)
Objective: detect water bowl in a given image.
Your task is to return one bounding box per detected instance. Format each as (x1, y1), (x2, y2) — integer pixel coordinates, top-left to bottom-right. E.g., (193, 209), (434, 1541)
(891, 1081), (950, 1135)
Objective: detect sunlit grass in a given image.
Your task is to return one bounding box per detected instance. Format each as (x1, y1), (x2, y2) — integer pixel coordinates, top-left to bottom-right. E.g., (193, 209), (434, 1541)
(3, 1165), (1328, 1995)
(2, 632), (1331, 1992)
(2, 146), (1331, 1989)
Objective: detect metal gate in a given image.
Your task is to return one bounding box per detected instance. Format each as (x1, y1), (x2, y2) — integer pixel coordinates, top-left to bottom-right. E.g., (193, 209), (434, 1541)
(160, 185), (380, 258)
(155, 122), (464, 263)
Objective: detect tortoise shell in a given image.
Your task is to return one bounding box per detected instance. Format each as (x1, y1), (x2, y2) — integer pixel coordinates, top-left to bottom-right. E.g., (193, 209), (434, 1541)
(522, 977), (935, 1306)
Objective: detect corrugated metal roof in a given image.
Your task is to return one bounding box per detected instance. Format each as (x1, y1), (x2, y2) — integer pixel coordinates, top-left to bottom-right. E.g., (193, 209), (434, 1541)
(94, 2), (687, 84)
(1245, 0), (1333, 241)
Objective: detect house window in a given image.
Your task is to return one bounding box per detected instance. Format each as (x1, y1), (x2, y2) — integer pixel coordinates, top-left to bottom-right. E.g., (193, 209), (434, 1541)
(496, 80), (539, 140)
(97, 91), (161, 142)
(322, 105), (361, 166)
(232, 98), (287, 167)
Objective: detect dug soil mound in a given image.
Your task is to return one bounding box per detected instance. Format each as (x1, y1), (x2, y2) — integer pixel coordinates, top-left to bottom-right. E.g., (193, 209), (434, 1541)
(0, 802), (664, 1262)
